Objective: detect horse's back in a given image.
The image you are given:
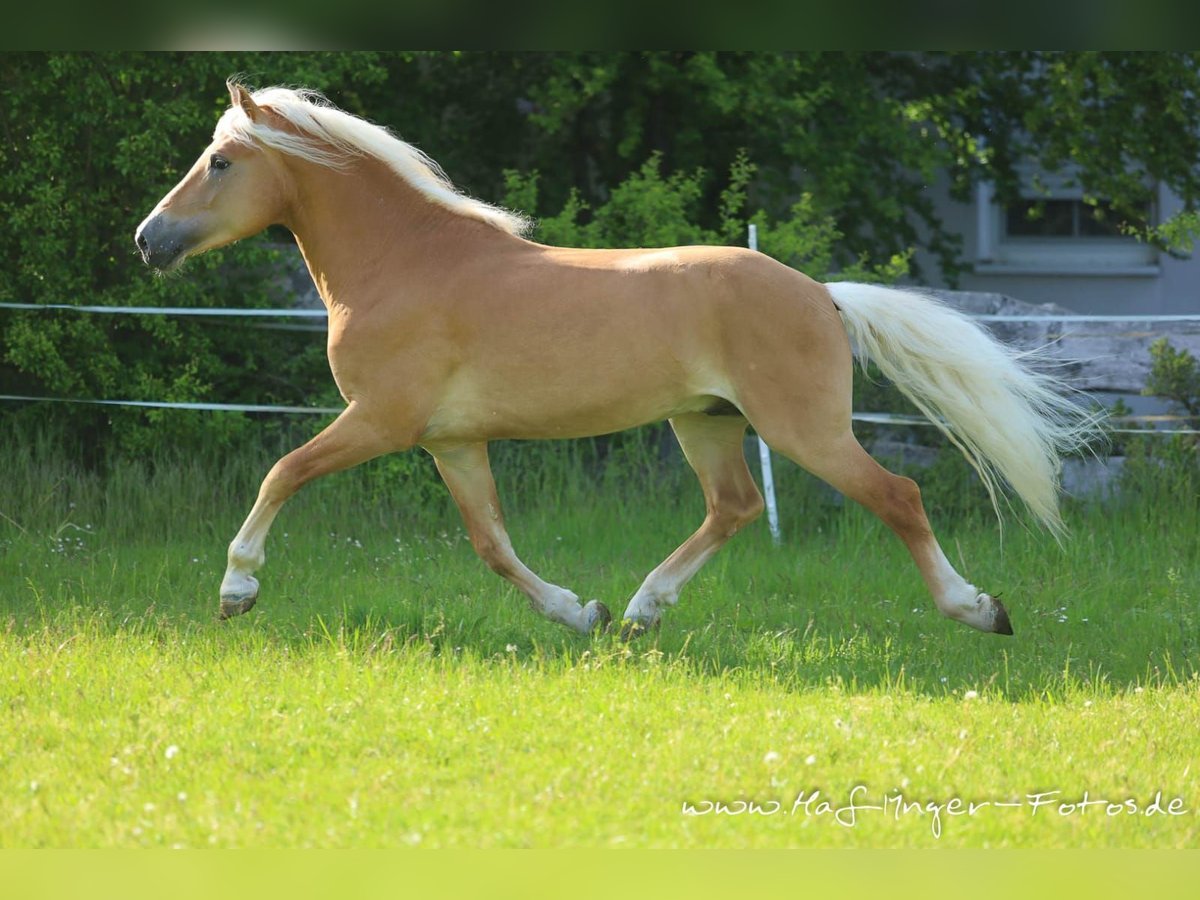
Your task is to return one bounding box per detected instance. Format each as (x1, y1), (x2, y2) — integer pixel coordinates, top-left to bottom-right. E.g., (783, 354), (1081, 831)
(412, 241), (851, 444)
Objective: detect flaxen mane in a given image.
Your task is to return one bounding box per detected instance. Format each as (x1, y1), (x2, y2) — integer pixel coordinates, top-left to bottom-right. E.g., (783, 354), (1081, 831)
(214, 82), (532, 236)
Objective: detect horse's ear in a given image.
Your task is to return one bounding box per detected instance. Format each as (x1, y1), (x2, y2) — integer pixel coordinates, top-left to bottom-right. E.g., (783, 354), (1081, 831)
(228, 82), (262, 122)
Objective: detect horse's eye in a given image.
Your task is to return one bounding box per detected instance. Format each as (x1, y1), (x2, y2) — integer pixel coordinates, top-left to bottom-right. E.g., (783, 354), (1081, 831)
(209, 154), (230, 171)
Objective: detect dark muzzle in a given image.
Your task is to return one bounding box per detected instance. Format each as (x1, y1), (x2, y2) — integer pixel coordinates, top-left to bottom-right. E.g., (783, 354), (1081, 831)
(134, 215), (188, 271)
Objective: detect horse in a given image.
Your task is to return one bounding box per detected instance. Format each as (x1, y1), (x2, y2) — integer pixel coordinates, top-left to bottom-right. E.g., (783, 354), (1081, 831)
(135, 81), (1097, 638)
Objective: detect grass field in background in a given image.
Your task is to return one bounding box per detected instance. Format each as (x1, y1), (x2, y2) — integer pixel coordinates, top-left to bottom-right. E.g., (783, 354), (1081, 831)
(1, 427), (1197, 847)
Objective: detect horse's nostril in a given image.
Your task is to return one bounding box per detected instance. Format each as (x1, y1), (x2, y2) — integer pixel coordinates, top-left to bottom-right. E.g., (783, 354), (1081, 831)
(135, 230), (149, 253)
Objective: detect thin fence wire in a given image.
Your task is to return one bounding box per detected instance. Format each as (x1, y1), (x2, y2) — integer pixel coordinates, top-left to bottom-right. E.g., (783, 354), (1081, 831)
(1, 301), (1198, 435)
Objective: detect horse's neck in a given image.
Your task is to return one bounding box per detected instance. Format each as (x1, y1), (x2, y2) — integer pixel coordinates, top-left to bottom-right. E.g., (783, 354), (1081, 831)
(283, 157), (510, 316)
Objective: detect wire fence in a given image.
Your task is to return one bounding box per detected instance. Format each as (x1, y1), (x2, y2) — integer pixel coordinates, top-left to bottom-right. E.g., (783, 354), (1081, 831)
(2, 301), (1199, 435)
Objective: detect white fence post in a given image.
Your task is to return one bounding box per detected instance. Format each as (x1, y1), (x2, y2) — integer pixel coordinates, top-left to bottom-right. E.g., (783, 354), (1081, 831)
(748, 224), (782, 545)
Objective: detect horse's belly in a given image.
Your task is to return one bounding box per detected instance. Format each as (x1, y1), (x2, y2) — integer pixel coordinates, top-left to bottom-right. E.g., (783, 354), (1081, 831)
(418, 371), (723, 444)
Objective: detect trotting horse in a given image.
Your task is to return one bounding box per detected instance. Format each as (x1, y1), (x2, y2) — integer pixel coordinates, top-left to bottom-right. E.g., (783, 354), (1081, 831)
(135, 82), (1096, 637)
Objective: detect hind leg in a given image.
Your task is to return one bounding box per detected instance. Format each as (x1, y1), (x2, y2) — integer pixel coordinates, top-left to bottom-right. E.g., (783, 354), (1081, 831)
(759, 424), (1011, 635)
(621, 413), (765, 634)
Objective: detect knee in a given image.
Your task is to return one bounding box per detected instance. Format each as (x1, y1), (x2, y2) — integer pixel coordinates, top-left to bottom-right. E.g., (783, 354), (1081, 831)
(471, 533), (516, 577)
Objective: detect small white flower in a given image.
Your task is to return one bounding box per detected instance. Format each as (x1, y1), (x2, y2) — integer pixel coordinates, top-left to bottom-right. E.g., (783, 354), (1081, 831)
(164, 745), (180, 760)
(963, 690), (979, 700)
(764, 751), (781, 765)
(805, 754), (817, 766)
(505, 644), (517, 653)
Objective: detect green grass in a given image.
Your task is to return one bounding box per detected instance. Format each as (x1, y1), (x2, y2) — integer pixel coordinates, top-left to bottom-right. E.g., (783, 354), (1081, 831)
(1, 428), (1197, 847)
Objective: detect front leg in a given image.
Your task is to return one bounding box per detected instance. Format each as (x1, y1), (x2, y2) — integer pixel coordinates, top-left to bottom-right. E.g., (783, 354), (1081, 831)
(220, 403), (394, 619)
(430, 442), (610, 634)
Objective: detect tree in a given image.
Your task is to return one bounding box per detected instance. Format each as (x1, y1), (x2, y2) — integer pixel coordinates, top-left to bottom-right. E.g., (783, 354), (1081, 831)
(0, 52), (389, 455)
(3, 51), (1197, 458)
(377, 52), (1200, 277)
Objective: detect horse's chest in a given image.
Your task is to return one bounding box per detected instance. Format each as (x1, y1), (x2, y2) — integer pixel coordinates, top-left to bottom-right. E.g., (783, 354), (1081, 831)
(323, 319), (395, 401)
(324, 316), (448, 412)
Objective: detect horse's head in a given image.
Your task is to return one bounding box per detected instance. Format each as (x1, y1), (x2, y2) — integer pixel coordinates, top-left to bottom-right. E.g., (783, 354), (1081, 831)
(135, 83), (292, 271)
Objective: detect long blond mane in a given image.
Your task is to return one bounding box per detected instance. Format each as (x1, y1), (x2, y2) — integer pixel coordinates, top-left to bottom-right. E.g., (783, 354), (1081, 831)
(214, 82), (532, 237)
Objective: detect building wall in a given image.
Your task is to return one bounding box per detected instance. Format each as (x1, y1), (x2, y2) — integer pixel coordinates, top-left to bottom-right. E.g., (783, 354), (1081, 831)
(912, 173), (1200, 317)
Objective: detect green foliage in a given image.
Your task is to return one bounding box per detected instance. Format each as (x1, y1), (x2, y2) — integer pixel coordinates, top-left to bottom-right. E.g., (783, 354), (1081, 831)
(1144, 338), (1200, 419)
(505, 155), (715, 250)
(504, 151), (908, 285)
(1118, 340), (1199, 498)
(5, 51), (1199, 461)
(491, 51), (1200, 279)
(1001, 52), (1200, 256)
(0, 52), (387, 455)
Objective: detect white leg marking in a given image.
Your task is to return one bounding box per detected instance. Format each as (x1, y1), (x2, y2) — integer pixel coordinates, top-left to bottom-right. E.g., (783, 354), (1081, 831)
(928, 545), (1002, 632)
(622, 545), (719, 626)
(220, 505), (277, 601)
(432, 444), (610, 635)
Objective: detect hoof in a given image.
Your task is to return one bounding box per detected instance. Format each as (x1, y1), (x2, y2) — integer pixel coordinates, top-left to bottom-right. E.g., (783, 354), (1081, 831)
(219, 594), (258, 620)
(992, 597), (1014, 636)
(583, 600), (611, 634)
(616, 617), (658, 642)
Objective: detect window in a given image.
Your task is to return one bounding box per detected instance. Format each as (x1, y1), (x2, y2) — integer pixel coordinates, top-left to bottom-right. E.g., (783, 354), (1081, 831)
(975, 165), (1159, 275)
(1005, 198), (1142, 239)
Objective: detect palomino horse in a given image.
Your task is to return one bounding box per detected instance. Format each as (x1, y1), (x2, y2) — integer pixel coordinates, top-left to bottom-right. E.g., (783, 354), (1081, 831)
(136, 82), (1096, 637)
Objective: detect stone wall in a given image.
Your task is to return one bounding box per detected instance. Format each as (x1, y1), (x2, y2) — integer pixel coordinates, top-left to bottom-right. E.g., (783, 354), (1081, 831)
(926, 289), (1200, 395)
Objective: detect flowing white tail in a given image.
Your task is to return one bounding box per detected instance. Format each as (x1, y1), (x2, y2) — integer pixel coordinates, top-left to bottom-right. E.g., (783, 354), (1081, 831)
(826, 282), (1100, 538)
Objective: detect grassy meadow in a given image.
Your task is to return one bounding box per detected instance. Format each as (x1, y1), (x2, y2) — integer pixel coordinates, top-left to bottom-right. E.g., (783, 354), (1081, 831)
(0, 424), (1197, 848)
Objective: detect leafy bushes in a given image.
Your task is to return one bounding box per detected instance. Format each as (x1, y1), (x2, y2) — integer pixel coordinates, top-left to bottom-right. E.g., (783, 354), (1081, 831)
(1, 53), (904, 465)
(5, 51), (1197, 486)
(1118, 340), (1200, 500)
(0, 52), (389, 456)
